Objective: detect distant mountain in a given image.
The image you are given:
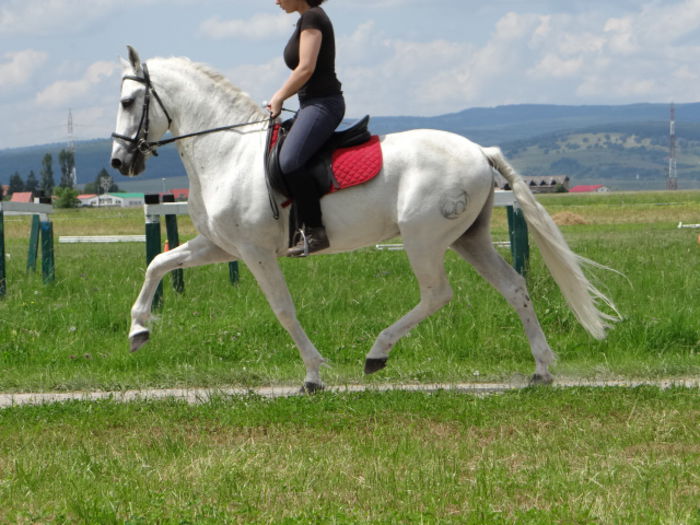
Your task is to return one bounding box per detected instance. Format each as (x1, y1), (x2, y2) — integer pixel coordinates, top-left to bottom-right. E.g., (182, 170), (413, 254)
(369, 103), (700, 145)
(2, 103), (699, 192)
(500, 120), (700, 190)
(367, 103), (700, 189)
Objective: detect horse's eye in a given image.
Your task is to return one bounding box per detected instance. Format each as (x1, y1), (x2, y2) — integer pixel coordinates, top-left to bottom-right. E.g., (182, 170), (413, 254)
(121, 97), (135, 109)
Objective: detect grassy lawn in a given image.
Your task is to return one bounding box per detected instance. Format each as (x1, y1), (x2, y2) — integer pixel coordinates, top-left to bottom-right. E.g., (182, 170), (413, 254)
(1, 191), (699, 391)
(1, 387), (698, 523)
(0, 190), (698, 523)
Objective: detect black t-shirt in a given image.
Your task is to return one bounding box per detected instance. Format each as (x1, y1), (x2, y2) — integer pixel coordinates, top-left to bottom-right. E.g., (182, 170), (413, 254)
(283, 7), (342, 102)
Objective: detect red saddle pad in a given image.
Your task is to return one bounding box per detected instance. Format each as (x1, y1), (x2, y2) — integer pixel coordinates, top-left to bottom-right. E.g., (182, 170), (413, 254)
(329, 135), (382, 192)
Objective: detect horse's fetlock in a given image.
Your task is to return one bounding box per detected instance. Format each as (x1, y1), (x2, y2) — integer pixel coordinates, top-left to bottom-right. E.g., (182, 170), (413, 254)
(530, 372), (554, 386)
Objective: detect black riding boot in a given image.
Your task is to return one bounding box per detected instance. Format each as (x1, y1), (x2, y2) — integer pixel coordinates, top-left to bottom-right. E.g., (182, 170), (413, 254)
(286, 171), (329, 257)
(287, 225), (329, 257)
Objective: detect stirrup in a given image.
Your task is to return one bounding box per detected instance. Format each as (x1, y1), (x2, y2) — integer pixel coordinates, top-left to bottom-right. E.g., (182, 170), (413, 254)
(293, 228), (310, 258)
(287, 226), (329, 258)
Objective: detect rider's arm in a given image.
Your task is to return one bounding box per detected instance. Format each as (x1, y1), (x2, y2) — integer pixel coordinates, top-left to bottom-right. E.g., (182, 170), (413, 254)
(268, 28), (322, 118)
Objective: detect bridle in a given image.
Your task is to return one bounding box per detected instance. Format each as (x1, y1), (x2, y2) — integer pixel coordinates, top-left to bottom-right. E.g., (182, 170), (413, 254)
(111, 63), (173, 157)
(111, 62), (273, 157)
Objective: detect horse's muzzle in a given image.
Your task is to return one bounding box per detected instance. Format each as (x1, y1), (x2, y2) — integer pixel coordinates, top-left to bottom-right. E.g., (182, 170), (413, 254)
(111, 149), (146, 177)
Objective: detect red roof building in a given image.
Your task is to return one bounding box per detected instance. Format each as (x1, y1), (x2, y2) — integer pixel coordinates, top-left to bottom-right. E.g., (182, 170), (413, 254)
(10, 192), (34, 203)
(569, 185), (610, 193)
(170, 188), (189, 201)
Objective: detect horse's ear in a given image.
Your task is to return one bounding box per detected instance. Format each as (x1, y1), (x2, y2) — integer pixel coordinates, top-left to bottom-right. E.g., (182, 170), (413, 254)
(127, 45), (143, 74)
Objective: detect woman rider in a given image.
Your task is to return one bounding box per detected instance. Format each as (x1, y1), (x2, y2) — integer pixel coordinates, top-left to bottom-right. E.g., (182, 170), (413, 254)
(268, 0), (345, 257)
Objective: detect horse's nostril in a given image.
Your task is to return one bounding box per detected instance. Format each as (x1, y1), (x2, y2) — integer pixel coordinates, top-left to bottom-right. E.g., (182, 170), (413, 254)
(111, 158), (122, 169)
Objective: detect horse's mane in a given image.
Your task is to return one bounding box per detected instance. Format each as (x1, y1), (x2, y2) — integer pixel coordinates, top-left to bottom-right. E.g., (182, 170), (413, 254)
(152, 56), (267, 120)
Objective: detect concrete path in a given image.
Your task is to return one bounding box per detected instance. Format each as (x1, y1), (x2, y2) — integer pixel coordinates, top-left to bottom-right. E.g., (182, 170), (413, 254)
(1, 377), (698, 409)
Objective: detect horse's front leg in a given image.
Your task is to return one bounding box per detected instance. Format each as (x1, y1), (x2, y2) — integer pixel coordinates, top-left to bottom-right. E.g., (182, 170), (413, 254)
(238, 245), (326, 391)
(130, 234), (236, 351)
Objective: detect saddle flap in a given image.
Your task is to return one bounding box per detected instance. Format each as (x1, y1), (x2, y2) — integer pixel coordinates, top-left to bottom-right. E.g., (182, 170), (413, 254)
(265, 121), (292, 199)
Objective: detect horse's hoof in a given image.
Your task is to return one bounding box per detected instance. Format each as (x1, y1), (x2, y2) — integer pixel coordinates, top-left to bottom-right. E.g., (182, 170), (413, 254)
(129, 331), (150, 352)
(364, 358), (388, 375)
(301, 382), (325, 394)
(529, 373), (554, 386)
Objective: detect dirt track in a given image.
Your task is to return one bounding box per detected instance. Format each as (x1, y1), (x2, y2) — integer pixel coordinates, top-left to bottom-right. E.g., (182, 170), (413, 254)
(1, 377), (698, 409)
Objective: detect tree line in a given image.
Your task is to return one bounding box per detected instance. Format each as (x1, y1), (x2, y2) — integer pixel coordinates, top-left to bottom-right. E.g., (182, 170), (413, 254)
(2, 149), (120, 208)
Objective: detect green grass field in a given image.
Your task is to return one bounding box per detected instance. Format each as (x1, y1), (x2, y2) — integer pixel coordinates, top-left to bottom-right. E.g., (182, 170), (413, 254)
(1, 190), (699, 523)
(1, 190), (698, 391)
(1, 388), (698, 523)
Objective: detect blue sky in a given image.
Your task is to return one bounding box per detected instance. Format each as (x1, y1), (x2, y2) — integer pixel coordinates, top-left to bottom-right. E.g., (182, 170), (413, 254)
(1, 0), (700, 149)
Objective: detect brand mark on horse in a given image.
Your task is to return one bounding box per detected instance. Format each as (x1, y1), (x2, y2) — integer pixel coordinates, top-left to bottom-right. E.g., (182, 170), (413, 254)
(440, 190), (469, 220)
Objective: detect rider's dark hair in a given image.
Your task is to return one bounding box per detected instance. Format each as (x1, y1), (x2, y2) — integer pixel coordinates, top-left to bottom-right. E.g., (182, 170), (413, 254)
(307, 0), (326, 6)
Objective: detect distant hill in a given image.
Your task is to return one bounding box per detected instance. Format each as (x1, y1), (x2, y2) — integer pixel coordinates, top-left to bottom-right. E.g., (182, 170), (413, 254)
(500, 120), (700, 190)
(3, 103), (700, 192)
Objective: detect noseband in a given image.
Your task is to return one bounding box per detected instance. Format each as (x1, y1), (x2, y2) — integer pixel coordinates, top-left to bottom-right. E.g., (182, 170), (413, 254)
(112, 63), (172, 157)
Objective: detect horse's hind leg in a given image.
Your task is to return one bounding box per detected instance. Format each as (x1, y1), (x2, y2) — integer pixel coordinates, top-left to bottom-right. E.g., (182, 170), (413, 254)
(129, 234), (236, 351)
(451, 216), (555, 385)
(365, 240), (453, 374)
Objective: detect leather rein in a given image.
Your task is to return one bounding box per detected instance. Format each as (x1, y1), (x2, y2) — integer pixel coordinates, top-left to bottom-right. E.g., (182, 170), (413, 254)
(111, 63), (272, 157)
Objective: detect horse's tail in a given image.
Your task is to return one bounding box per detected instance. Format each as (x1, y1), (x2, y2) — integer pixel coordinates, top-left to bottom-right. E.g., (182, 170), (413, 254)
(481, 146), (620, 340)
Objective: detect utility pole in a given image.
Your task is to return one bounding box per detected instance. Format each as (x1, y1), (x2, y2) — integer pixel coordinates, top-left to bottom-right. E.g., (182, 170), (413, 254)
(67, 109), (77, 186)
(667, 103), (678, 191)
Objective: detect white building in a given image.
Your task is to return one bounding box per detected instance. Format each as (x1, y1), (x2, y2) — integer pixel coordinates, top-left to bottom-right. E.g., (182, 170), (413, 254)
(78, 193), (145, 207)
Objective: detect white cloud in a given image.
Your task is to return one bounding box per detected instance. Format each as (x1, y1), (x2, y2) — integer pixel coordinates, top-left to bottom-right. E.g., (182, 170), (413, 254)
(335, 0), (700, 115)
(530, 54), (584, 79)
(604, 17), (638, 55)
(339, 21), (387, 66)
(5, 0), (700, 150)
(336, 0), (419, 8)
(493, 11), (539, 40)
(1, 0), (109, 36)
(199, 13), (291, 40)
(0, 50), (48, 89)
(225, 58), (288, 105)
(674, 65), (700, 82)
(36, 60), (120, 107)
(521, 2), (700, 102)
(0, 0), (171, 36)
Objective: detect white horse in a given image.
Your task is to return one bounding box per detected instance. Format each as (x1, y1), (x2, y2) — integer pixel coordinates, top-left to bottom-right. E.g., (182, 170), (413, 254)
(111, 47), (618, 392)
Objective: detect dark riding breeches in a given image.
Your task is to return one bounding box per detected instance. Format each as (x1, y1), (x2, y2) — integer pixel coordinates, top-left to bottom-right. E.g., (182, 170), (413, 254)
(279, 94), (345, 227)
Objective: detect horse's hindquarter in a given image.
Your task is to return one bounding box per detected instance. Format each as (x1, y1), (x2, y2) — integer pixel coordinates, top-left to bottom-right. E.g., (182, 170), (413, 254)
(322, 129), (494, 252)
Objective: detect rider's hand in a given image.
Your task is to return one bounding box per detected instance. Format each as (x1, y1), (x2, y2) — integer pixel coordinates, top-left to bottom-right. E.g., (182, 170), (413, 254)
(267, 94), (284, 119)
